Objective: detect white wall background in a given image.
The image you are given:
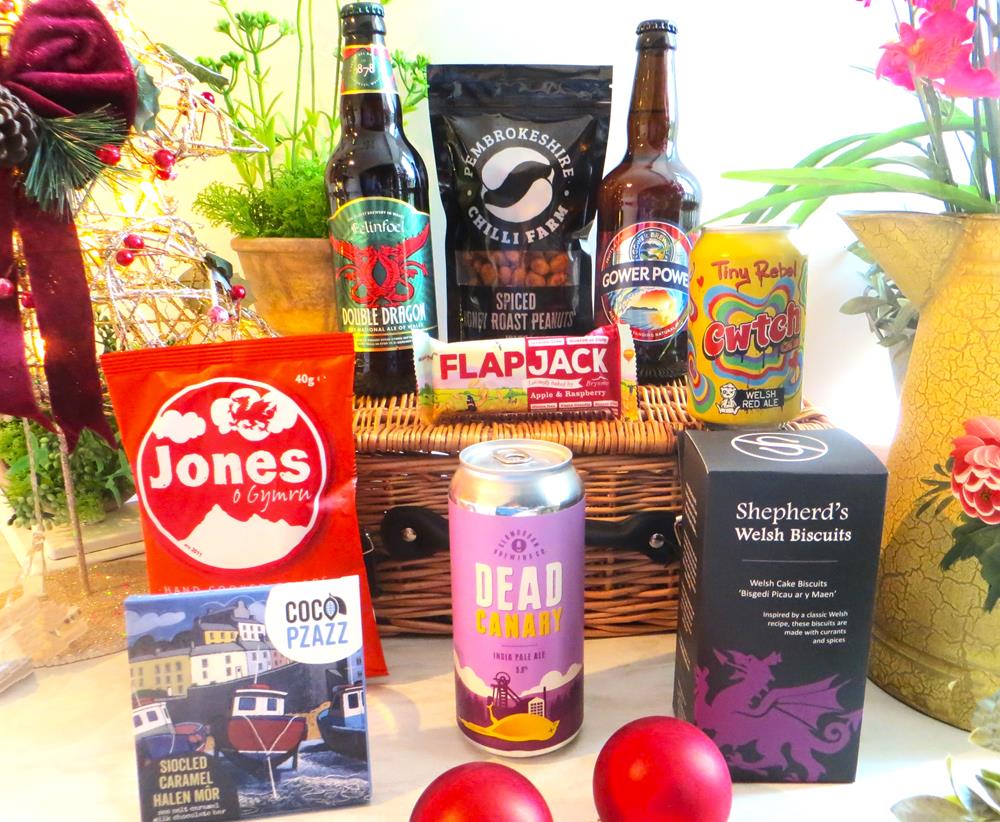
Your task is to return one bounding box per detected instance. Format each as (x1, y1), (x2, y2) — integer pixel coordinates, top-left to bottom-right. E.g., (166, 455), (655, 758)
(130, 0), (932, 446)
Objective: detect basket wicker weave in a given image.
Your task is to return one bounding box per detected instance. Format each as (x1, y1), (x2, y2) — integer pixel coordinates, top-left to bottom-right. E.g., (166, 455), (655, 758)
(354, 383), (830, 638)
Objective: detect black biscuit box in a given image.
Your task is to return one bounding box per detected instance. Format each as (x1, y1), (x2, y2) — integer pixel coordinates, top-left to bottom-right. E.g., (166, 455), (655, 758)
(672, 429), (887, 783)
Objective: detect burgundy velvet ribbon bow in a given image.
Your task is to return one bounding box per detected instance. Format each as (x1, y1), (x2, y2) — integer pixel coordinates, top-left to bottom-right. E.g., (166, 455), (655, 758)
(0, 0), (137, 450)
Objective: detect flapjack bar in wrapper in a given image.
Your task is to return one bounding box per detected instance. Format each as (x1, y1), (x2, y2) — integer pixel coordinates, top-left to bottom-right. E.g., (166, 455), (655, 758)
(413, 324), (638, 424)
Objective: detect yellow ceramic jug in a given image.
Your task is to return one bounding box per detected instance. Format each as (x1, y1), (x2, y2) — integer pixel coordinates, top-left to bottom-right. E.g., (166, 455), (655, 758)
(842, 212), (1000, 730)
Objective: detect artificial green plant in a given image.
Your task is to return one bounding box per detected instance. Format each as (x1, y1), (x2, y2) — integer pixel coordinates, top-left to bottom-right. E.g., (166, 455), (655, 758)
(188, 0), (429, 239)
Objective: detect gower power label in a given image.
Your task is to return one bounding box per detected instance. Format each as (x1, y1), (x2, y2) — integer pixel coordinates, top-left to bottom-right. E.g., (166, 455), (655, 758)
(329, 197), (438, 352)
(341, 44), (396, 95)
(597, 221), (692, 343)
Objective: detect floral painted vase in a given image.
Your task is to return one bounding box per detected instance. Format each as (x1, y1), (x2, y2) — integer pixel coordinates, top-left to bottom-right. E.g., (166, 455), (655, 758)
(842, 212), (1000, 730)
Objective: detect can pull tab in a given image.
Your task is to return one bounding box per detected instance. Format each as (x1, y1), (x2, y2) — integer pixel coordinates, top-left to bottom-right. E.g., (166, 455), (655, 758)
(493, 448), (533, 466)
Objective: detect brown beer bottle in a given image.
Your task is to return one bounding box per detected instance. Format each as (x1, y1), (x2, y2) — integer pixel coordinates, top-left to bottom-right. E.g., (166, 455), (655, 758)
(326, 2), (437, 397)
(595, 20), (701, 384)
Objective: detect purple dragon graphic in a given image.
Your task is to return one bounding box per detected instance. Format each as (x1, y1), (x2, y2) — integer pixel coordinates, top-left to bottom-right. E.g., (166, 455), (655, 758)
(694, 649), (862, 781)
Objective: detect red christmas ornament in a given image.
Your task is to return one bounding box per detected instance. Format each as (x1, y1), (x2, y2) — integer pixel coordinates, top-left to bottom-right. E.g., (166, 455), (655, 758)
(231, 284), (247, 301)
(410, 763), (552, 822)
(123, 234), (145, 250)
(20, 293), (34, 309)
(116, 249), (136, 267)
(207, 305), (230, 324)
(593, 716), (732, 822)
(152, 149), (176, 169)
(201, 91), (216, 104)
(96, 144), (122, 166)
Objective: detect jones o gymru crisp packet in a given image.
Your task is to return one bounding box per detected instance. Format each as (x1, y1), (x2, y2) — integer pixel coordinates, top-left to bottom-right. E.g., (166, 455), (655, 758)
(102, 334), (386, 677)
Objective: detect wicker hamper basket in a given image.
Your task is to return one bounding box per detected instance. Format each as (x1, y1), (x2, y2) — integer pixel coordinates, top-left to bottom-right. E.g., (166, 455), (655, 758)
(354, 383), (829, 638)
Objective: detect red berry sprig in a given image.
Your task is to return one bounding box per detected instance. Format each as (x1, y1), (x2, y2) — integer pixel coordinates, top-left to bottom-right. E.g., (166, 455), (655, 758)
(123, 234), (145, 250)
(96, 144), (122, 166)
(20, 293), (34, 309)
(231, 284), (247, 301)
(0, 280), (14, 299)
(201, 91), (216, 104)
(153, 149), (176, 169)
(116, 249), (136, 267)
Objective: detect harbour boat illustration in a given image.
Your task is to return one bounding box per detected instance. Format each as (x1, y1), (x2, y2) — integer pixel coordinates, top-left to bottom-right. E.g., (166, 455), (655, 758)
(316, 669), (368, 760)
(132, 699), (207, 766)
(460, 703), (560, 743)
(221, 683), (307, 774)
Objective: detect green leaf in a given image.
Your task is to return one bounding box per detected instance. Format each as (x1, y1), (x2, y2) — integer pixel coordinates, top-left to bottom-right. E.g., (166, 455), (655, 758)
(942, 521), (999, 568)
(159, 44), (230, 90)
(712, 182), (896, 223)
(131, 58), (161, 133)
(841, 296), (884, 315)
(891, 796), (972, 821)
(723, 167), (994, 213)
(935, 496), (955, 516)
(976, 774), (1000, 811)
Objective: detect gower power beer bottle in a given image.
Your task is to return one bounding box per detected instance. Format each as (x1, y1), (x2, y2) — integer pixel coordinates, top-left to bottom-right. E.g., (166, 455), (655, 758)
(327, 2), (437, 396)
(595, 20), (701, 384)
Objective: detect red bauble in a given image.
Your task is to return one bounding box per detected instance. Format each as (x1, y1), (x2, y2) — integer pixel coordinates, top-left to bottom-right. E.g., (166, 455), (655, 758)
(116, 249), (136, 266)
(593, 716), (732, 822)
(153, 149), (176, 169)
(0, 279), (14, 299)
(231, 284), (247, 301)
(123, 234), (145, 250)
(20, 293), (34, 309)
(201, 91), (216, 104)
(410, 763), (553, 822)
(95, 144), (122, 166)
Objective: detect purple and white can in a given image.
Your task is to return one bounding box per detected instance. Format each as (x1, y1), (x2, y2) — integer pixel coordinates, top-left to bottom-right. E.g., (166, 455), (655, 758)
(449, 439), (585, 757)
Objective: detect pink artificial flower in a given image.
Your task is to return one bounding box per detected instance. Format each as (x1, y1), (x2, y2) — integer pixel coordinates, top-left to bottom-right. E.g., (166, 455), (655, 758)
(915, 0), (974, 12)
(876, 6), (1000, 98)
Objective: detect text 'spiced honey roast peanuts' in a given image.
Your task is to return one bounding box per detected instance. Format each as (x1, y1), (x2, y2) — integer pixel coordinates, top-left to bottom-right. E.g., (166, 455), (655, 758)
(102, 334), (387, 677)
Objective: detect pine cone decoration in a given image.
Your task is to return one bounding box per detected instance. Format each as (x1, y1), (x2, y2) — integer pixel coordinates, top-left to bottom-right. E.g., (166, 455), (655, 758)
(0, 85), (40, 168)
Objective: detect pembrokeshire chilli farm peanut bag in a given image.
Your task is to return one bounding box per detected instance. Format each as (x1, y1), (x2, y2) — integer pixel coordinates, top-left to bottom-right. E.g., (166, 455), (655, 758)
(102, 333), (387, 676)
(428, 64), (612, 341)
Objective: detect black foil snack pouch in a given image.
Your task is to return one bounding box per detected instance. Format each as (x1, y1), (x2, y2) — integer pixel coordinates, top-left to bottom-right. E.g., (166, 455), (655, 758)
(428, 64), (612, 340)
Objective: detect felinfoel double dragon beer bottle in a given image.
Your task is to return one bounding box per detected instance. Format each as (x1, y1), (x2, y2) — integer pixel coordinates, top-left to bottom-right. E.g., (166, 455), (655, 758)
(595, 20), (701, 383)
(326, 2), (437, 396)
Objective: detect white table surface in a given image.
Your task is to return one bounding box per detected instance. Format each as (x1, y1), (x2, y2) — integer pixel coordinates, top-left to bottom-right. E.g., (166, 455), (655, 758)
(1, 634), (984, 821)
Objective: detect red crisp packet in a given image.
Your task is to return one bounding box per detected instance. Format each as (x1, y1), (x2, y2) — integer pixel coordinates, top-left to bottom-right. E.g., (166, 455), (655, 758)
(413, 324), (639, 424)
(102, 334), (387, 677)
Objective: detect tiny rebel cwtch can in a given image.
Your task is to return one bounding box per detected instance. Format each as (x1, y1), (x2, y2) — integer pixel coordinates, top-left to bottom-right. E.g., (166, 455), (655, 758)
(687, 225), (807, 426)
(449, 439), (585, 756)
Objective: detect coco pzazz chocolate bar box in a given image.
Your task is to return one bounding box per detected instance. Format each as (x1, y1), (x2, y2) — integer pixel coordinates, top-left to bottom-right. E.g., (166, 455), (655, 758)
(673, 429), (887, 783)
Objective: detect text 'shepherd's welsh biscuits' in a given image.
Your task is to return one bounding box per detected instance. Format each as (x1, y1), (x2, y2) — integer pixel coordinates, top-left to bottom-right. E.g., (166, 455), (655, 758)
(102, 334), (387, 677)
(673, 429), (887, 783)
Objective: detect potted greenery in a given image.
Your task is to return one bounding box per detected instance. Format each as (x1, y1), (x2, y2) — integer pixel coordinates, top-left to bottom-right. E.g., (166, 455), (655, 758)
(187, 0), (428, 334)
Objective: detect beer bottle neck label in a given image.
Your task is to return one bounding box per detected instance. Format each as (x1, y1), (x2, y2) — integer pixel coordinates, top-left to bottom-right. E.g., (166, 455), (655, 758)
(596, 221), (692, 343)
(341, 44), (398, 96)
(329, 197), (438, 352)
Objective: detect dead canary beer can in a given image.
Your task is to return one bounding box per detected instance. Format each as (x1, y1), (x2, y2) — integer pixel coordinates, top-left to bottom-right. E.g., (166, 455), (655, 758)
(687, 225), (807, 426)
(449, 439), (585, 756)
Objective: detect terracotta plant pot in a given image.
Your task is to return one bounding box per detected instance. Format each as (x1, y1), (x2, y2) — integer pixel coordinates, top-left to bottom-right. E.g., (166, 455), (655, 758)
(231, 237), (336, 336)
